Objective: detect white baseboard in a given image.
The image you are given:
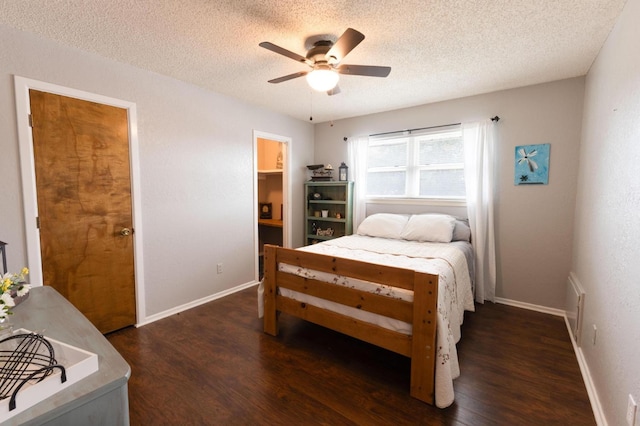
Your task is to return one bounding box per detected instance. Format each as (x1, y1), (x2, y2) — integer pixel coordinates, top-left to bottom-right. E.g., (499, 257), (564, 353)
(563, 316), (607, 426)
(494, 297), (565, 317)
(136, 280), (259, 327)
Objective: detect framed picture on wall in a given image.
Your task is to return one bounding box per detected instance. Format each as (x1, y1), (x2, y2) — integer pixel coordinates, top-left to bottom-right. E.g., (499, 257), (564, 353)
(514, 143), (550, 185)
(259, 202), (272, 219)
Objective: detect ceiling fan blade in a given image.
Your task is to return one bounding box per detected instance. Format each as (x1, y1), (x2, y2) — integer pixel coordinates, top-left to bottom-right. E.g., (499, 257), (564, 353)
(326, 28), (365, 62)
(259, 42), (308, 63)
(267, 71), (308, 84)
(327, 85), (341, 96)
(337, 64), (391, 77)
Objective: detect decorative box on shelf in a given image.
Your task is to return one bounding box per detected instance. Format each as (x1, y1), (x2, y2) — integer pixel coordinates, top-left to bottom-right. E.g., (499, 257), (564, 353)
(306, 164), (334, 181)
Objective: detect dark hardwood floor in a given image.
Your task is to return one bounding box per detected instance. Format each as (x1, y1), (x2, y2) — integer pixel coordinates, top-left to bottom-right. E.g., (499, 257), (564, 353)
(106, 286), (595, 425)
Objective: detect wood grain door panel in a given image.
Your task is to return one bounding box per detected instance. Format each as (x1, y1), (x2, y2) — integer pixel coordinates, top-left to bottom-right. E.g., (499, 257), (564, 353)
(30, 90), (136, 334)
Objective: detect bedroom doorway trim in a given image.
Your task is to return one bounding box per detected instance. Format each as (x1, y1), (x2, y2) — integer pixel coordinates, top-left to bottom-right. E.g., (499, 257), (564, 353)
(253, 130), (291, 282)
(13, 75), (146, 327)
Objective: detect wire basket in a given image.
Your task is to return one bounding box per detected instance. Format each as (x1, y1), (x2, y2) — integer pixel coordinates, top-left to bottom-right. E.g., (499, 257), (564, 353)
(0, 332), (66, 411)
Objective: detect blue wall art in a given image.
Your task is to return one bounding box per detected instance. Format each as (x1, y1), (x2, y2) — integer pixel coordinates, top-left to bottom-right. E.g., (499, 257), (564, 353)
(514, 143), (550, 185)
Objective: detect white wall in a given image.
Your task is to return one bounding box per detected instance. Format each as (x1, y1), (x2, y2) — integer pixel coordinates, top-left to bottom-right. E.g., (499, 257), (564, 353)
(315, 78), (584, 309)
(574, 0), (640, 424)
(0, 24), (313, 320)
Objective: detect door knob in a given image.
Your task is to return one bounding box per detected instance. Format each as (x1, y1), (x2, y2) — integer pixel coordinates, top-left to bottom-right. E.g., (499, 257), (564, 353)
(120, 228), (132, 236)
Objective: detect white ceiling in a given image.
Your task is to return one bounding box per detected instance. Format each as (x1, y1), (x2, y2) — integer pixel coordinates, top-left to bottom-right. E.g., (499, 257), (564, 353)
(0, 0), (627, 123)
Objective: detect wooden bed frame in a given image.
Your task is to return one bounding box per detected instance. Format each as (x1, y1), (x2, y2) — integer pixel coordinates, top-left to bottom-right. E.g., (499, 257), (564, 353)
(262, 244), (439, 404)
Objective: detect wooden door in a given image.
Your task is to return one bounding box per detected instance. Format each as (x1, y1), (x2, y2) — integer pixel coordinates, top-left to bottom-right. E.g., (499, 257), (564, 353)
(29, 90), (136, 334)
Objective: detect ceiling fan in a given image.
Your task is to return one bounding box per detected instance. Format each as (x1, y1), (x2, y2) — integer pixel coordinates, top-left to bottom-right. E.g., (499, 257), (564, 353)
(259, 28), (391, 95)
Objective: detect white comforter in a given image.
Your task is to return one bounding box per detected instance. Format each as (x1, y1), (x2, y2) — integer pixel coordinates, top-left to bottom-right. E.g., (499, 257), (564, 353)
(259, 235), (475, 408)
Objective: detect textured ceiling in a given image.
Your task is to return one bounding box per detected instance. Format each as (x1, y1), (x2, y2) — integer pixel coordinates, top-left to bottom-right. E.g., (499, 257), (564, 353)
(0, 0), (627, 123)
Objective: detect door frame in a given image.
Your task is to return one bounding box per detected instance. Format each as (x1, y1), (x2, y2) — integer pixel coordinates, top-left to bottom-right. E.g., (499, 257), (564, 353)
(13, 76), (145, 326)
(253, 130), (291, 282)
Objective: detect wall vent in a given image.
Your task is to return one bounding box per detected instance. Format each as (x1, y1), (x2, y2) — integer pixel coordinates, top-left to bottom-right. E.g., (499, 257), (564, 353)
(566, 273), (585, 346)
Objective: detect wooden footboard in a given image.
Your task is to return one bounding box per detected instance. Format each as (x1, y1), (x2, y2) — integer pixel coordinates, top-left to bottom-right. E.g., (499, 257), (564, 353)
(262, 244), (439, 405)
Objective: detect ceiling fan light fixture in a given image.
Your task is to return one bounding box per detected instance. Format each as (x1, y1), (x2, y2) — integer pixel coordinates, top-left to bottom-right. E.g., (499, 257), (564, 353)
(261, 28), (389, 95)
(306, 68), (339, 92)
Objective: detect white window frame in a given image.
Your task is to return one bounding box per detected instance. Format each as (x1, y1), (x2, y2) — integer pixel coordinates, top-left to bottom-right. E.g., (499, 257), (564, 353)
(365, 126), (465, 205)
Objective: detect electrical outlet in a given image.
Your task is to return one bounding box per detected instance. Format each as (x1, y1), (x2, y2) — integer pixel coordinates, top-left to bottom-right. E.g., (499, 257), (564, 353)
(627, 394), (637, 426)
(592, 324), (597, 346)
(217, 263), (223, 274)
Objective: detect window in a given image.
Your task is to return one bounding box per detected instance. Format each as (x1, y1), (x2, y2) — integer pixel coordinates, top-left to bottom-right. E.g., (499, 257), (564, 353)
(366, 126), (465, 199)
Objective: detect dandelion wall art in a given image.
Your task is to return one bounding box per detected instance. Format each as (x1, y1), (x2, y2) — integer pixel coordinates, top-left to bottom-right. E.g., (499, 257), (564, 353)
(514, 143), (550, 185)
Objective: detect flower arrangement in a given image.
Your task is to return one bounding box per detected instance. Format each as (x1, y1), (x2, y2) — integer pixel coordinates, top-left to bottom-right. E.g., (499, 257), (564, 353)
(1, 267), (30, 319)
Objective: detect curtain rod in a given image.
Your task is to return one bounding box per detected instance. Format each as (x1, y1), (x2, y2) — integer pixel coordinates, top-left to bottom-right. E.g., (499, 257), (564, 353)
(345, 116), (500, 140)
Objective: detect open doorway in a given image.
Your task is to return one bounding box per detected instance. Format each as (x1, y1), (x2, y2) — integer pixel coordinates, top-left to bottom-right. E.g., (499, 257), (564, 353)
(254, 131), (291, 281)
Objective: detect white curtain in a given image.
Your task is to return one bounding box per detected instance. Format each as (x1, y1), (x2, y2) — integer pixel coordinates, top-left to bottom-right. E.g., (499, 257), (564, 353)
(347, 135), (369, 232)
(463, 120), (497, 303)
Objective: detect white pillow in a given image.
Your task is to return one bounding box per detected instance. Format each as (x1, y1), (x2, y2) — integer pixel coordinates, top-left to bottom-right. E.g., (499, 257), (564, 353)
(356, 213), (409, 239)
(400, 214), (456, 243)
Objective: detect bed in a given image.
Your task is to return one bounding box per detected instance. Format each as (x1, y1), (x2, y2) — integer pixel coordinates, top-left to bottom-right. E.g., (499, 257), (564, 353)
(259, 213), (475, 408)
